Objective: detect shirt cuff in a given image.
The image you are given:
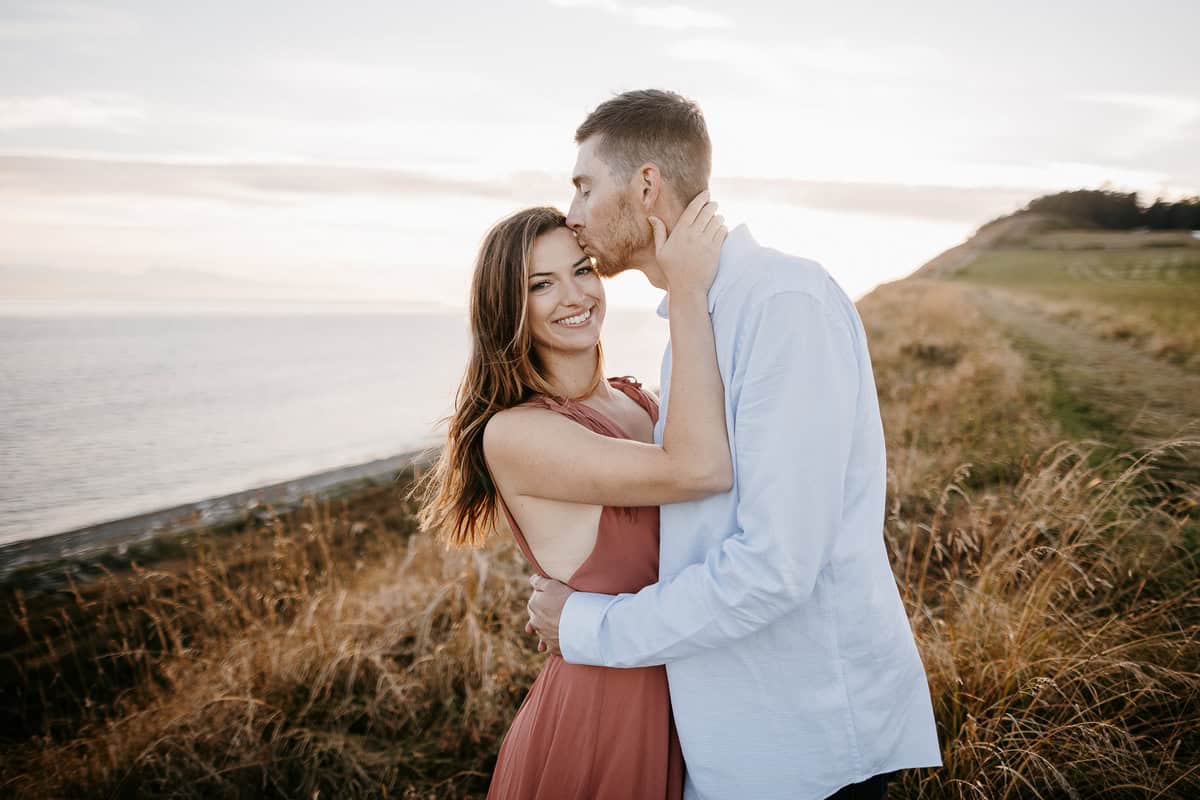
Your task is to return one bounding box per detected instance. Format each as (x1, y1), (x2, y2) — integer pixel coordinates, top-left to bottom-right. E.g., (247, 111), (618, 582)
(558, 590), (613, 666)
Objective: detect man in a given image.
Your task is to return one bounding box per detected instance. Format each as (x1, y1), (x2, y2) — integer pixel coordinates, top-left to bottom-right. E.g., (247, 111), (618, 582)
(527, 89), (941, 799)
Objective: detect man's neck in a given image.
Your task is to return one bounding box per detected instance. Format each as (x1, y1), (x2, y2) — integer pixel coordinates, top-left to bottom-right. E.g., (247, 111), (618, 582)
(633, 196), (687, 289)
(635, 257), (668, 290)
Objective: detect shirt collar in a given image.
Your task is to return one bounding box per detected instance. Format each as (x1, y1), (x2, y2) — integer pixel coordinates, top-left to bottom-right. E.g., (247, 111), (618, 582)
(655, 223), (756, 319)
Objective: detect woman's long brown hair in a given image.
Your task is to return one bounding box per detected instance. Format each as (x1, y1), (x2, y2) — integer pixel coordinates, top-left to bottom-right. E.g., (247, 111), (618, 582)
(412, 206), (605, 546)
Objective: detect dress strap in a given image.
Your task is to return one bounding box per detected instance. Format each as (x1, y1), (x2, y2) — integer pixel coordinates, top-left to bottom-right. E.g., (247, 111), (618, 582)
(518, 376), (659, 435)
(607, 375), (660, 427)
(515, 376), (653, 439)
(517, 397), (620, 439)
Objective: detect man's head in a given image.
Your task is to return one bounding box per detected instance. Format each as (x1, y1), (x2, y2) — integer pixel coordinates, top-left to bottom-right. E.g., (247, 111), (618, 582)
(566, 89), (712, 281)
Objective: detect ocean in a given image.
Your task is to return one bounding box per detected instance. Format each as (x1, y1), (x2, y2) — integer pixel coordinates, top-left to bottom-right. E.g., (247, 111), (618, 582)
(0, 309), (668, 546)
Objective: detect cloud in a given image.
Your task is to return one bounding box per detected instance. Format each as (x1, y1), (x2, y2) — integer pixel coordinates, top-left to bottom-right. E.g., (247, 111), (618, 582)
(549, 0), (730, 30)
(0, 1), (142, 41)
(0, 95), (146, 131)
(0, 154), (1050, 224)
(629, 4), (730, 30)
(667, 38), (942, 85)
(1079, 92), (1200, 159)
(0, 155), (516, 204)
(257, 54), (509, 107)
(714, 177), (1038, 223)
(259, 57), (396, 92)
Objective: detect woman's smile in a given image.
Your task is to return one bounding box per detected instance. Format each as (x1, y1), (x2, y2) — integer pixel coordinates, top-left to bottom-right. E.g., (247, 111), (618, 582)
(554, 307), (594, 328)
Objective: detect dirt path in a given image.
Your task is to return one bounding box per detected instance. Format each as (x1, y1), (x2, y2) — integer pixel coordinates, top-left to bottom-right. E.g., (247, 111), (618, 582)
(967, 285), (1200, 485)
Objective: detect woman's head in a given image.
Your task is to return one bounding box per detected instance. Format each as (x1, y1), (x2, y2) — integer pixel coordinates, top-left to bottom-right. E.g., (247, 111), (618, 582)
(469, 206), (606, 396)
(526, 225), (606, 358)
(414, 206), (607, 546)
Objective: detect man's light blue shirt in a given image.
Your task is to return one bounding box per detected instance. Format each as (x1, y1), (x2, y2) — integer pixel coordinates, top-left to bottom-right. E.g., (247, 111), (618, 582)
(560, 225), (942, 799)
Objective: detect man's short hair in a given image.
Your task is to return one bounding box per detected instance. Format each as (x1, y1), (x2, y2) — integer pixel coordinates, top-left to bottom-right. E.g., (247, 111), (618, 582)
(575, 89), (711, 205)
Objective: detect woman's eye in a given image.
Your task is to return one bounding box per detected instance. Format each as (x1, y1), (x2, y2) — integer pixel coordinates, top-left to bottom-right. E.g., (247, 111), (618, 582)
(531, 281), (550, 291)
(576, 266), (594, 276)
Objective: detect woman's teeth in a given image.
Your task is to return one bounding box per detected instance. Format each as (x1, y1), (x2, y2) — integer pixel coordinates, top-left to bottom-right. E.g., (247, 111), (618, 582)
(556, 308), (592, 327)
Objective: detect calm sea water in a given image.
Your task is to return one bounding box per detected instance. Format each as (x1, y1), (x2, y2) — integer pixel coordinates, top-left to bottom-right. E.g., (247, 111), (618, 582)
(0, 310), (668, 545)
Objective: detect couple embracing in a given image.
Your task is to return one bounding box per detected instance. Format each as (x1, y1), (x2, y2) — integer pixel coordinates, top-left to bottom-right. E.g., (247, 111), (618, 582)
(417, 90), (941, 800)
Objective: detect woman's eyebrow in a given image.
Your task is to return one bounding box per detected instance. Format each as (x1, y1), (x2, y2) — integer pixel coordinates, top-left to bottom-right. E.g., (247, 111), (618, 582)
(529, 256), (590, 279)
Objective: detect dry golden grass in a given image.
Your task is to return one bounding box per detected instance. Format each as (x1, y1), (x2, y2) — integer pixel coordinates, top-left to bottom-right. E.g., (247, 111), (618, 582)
(858, 279), (1058, 498)
(2, 277), (1198, 798)
(2, 493), (540, 798)
(862, 279), (1200, 797)
(895, 442), (1200, 799)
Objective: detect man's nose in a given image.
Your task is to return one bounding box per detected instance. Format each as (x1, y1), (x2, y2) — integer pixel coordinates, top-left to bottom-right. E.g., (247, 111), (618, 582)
(565, 199), (582, 231)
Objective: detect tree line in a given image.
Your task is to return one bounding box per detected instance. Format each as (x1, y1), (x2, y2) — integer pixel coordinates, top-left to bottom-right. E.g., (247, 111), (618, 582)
(1023, 189), (1200, 230)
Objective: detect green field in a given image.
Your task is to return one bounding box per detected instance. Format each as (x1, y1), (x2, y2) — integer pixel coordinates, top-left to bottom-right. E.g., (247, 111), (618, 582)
(953, 236), (1200, 367)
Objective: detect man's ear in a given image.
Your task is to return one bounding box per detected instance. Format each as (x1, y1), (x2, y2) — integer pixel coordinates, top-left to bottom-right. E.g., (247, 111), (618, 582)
(637, 162), (662, 211)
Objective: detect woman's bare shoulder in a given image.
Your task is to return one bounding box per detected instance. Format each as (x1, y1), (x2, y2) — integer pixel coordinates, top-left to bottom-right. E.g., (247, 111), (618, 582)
(483, 405), (575, 464)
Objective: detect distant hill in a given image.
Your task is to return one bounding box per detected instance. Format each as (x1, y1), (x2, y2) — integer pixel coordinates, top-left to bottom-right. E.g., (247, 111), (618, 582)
(912, 213), (1061, 279)
(904, 186), (1200, 446)
(881, 185), (1200, 511)
(1023, 189), (1200, 231)
(913, 188), (1200, 281)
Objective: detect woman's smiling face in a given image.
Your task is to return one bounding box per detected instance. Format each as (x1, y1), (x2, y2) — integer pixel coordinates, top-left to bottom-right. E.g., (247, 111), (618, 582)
(526, 226), (606, 353)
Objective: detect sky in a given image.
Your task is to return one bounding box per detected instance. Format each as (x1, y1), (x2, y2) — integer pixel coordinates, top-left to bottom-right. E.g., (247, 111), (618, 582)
(1, 0), (1197, 311)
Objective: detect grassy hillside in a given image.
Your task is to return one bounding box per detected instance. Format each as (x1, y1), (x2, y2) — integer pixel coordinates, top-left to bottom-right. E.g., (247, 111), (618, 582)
(2, 215), (1198, 798)
(929, 215), (1200, 493)
(950, 225), (1200, 369)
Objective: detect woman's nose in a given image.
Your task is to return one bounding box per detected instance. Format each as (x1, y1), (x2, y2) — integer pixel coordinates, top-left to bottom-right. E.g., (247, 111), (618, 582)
(563, 278), (588, 305)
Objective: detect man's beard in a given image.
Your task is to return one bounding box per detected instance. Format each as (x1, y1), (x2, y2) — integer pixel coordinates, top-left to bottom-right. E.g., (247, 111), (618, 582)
(589, 194), (650, 278)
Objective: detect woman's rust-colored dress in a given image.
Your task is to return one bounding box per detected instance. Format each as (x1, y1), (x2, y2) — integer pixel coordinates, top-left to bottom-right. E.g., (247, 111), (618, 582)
(487, 376), (684, 800)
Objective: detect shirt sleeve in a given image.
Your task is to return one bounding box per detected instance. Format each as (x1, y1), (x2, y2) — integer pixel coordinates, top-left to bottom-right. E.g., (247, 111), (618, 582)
(559, 289), (860, 667)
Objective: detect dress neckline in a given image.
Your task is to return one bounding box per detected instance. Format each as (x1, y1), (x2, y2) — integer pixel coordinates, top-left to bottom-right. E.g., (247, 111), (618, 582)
(551, 376), (657, 443)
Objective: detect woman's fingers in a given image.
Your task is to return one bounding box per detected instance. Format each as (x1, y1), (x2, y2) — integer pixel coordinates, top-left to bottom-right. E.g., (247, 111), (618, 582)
(648, 215), (667, 255)
(690, 201), (717, 234)
(679, 190), (710, 228)
(654, 194), (723, 293)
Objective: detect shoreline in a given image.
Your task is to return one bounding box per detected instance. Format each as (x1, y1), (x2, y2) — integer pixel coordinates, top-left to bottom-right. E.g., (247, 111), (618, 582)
(0, 448), (437, 585)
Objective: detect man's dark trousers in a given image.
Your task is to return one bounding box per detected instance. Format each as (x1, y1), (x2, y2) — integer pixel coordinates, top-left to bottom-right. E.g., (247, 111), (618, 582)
(825, 771), (893, 800)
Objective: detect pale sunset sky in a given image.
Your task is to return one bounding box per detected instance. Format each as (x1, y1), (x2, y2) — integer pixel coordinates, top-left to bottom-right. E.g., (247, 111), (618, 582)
(1, 0), (1197, 311)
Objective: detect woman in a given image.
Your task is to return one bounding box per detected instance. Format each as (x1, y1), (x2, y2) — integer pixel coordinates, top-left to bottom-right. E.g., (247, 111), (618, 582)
(416, 192), (729, 799)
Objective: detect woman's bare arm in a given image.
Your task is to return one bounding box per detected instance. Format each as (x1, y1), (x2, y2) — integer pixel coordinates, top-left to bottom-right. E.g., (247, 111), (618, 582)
(484, 192), (732, 507)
